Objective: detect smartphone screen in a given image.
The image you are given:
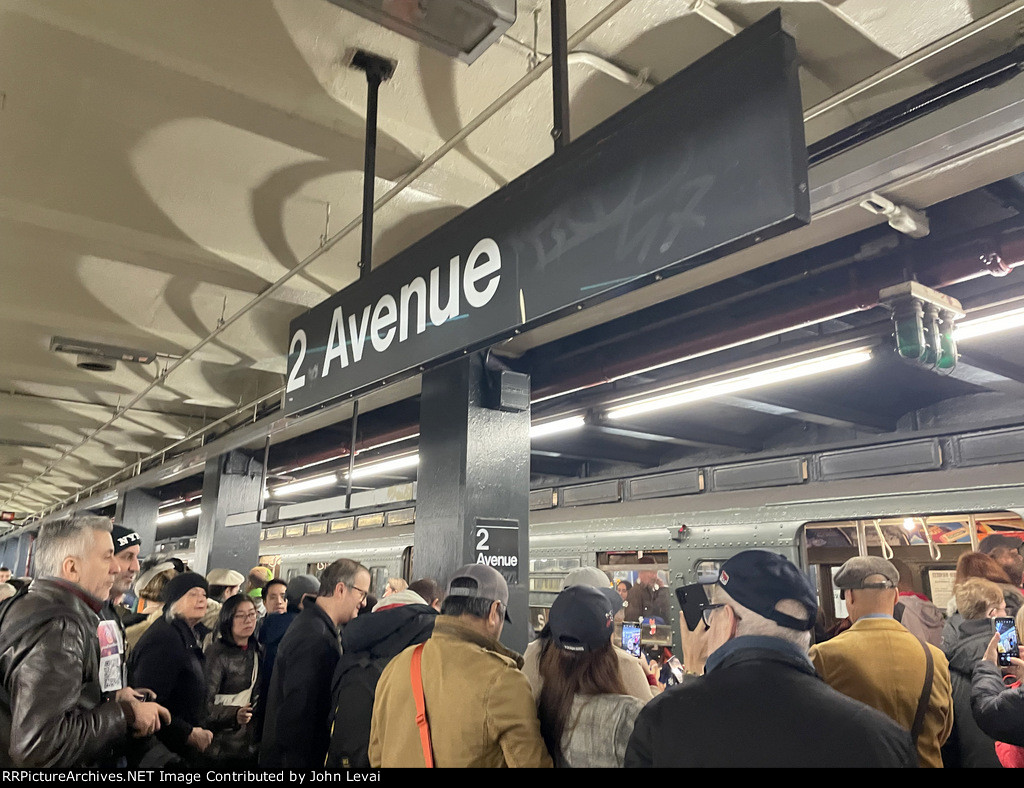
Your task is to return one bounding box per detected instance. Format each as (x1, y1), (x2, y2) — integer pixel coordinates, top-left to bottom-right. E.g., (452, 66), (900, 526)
(995, 616), (1019, 666)
(621, 623), (642, 658)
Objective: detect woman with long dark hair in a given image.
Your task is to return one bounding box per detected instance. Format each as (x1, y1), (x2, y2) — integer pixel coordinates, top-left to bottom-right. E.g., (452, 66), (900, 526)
(204, 594), (262, 766)
(537, 586), (646, 767)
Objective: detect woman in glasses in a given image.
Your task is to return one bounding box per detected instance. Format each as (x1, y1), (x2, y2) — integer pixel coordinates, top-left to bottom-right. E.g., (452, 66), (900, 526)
(204, 594), (263, 766)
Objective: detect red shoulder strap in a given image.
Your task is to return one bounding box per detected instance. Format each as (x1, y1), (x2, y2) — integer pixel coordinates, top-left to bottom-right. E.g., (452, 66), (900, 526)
(410, 643), (434, 768)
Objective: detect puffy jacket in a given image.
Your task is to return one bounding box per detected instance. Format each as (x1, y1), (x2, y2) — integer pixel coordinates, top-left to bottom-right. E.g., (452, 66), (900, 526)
(204, 638), (260, 763)
(260, 603), (341, 769)
(325, 602), (436, 768)
(942, 617), (1001, 768)
(0, 579), (129, 767)
(625, 638), (917, 767)
(369, 616), (552, 768)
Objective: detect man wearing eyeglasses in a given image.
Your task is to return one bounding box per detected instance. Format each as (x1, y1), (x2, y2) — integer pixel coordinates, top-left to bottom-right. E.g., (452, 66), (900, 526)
(260, 558), (370, 769)
(624, 550), (916, 768)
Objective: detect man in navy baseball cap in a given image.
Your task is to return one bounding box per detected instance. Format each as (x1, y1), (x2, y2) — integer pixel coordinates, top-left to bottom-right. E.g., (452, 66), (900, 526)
(624, 550), (916, 768)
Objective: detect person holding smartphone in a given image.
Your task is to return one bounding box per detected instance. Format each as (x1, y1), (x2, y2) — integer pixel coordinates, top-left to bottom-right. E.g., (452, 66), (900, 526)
(970, 611), (1024, 752)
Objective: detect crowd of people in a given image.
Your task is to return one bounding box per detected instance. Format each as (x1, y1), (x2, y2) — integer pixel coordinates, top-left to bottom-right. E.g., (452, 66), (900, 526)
(3, 514), (1024, 768)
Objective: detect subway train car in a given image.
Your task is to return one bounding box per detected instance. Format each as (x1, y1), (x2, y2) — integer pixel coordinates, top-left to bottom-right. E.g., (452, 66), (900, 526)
(151, 450), (1024, 657)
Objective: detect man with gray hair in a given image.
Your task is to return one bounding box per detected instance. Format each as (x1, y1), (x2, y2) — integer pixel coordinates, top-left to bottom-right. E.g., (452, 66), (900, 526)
(624, 550), (916, 767)
(810, 555), (953, 767)
(0, 516), (169, 767)
(261, 557), (370, 769)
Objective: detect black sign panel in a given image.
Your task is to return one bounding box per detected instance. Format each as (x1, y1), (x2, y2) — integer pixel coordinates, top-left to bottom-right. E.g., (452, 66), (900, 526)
(473, 517), (520, 586)
(284, 11), (807, 416)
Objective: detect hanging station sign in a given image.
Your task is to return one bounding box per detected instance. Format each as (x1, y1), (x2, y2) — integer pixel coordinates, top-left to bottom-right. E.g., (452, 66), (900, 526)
(284, 11), (809, 416)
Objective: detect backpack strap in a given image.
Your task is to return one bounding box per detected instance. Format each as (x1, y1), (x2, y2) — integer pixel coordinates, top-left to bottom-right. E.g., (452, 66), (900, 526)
(410, 643), (434, 768)
(909, 637), (935, 745)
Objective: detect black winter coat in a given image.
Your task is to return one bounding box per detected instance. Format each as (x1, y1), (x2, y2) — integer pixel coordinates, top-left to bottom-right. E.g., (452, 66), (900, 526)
(129, 616), (229, 755)
(972, 660), (1024, 746)
(325, 603), (436, 768)
(624, 642), (918, 768)
(942, 617), (1002, 768)
(260, 603), (341, 769)
(0, 580), (129, 767)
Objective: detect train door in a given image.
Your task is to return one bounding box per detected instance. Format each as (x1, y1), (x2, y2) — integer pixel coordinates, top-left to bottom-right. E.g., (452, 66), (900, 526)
(667, 522), (807, 665)
(598, 550), (672, 659)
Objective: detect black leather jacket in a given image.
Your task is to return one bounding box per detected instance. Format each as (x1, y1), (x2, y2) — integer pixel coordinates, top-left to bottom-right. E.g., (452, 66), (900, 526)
(0, 579), (128, 767)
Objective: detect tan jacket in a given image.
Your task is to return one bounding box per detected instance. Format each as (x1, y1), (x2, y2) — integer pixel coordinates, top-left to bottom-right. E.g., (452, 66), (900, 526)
(368, 616), (552, 768)
(809, 616), (954, 768)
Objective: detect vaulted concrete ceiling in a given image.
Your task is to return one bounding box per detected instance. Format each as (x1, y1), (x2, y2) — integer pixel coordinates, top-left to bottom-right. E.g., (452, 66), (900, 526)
(2, 0), (1023, 515)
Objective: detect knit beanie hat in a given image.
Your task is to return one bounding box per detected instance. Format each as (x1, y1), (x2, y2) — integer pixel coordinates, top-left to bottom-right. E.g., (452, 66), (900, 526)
(162, 572), (209, 607)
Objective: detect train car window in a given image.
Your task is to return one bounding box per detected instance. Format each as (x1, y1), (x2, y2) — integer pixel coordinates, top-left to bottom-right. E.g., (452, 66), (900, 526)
(369, 566), (387, 597)
(401, 546), (414, 582)
(693, 560), (722, 584)
(528, 557), (581, 593)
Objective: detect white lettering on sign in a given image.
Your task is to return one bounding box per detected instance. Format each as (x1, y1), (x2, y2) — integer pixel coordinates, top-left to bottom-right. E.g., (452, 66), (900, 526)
(292, 238), (502, 392)
(476, 553), (519, 568)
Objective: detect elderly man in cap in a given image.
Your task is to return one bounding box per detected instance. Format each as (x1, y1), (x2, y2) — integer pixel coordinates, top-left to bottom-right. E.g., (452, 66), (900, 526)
(625, 550), (916, 767)
(369, 564), (552, 768)
(809, 555), (953, 768)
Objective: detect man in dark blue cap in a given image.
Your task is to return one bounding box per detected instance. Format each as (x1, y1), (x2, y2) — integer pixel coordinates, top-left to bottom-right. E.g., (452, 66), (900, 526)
(624, 549), (917, 768)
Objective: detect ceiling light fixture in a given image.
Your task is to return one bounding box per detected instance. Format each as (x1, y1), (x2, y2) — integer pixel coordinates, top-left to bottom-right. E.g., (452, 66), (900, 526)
(529, 415), (586, 439)
(344, 455), (420, 481)
(272, 474), (339, 498)
(955, 305), (1024, 341)
(607, 348), (874, 421)
(156, 509), (185, 525)
(325, 0), (514, 64)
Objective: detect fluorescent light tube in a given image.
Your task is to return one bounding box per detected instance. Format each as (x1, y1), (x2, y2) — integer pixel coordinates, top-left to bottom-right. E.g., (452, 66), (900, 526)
(272, 474), (339, 497)
(529, 415), (586, 439)
(607, 348), (873, 421)
(345, 455), (420, 481)
(156, 510), (185, 525)
(955, 306), (1024, 341)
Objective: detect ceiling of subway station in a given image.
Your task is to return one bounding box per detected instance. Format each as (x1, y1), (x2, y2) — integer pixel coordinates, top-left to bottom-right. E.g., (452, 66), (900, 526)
(3, 0), (1024, 517)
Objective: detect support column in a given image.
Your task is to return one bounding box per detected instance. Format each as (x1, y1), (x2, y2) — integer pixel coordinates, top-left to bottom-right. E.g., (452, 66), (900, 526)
(115, 489), (159, 558)
(193, 450), (264, 578)
(16, 532), (33, 577)
(415, 354), (532, 653)
(0, 538), (15, 572)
